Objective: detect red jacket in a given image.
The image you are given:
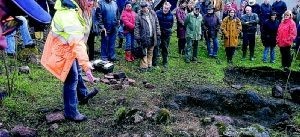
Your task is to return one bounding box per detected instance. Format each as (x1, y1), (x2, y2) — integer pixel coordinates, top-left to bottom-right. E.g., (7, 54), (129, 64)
(121, 9), (136, 33)
(277, 19), (297, 47)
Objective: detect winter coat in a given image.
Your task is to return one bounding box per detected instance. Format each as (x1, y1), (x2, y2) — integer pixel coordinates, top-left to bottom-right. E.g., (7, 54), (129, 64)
(261, 19), (280, 47)
(203, 13), (221, 39)
(260, 3), (272, 24)
(272, 1), (287, 19)
(95, 0), (119, 33)
(121, 8), (136, 33)
(156, 9), (174, 37)
(241, 13), (259, 34)
(221, 16), (242, 47)
(41, 0), (91, 82)
(277, 19), (297, 47)
(175, 7), (187, 39)
(212, 0), (223, 12)
(249, 4), (261, 16)
(134, 10), (161, 48)
(185, 12), (202, 40)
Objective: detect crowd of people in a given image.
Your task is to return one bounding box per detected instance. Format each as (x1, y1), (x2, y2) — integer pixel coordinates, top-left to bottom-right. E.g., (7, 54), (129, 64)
(2, 0), (300, 122)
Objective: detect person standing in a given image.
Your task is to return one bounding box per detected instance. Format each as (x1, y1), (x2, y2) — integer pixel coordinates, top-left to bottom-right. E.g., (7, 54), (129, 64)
(272, 0), (287, 21)
(153, 2), (174, 69)
(96, 0), (119, 61)
(277, 10), (297, 71)
(203, 6), (221, 58)
(184, 6), (202, 63)
(131, 0), (140, 13)
(241, 6), (259, 61)
(211, 0), (223, 20)
(261, 12), (280, 63)
(221, 9), (242, 64)
(121, 1), (136, 62)
(134, 2), (161, 72)
(260, 0), (272, 24)
(41, 0), (99, 122)
(176, 0), (187, 55)
(292, 0), (300, 26)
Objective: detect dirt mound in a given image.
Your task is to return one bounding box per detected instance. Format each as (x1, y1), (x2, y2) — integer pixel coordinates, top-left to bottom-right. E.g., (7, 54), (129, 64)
(224, 66), (300, 87)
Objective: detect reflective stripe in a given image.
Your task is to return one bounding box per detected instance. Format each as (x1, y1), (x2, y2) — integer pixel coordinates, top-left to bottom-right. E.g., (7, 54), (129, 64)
(49, 31), (68, 44)
(64, 26), (84, 34)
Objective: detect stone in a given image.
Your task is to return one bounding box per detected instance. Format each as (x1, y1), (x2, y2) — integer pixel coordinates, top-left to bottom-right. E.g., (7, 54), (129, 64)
(132, 134), (141, 137)
(127, 78), (136, 86)
(144, 83), (155, 89)
(205, 125), (220, 137)
(272, 85), (283, 98)
(113, 72), (126, 79)
(48, 123), (59, 132)
(143, 132), (154, 137)
(100, 78), (110, 84)
(104, 74), (114, 79)
(11, 125), (37, 137)
(211, 115), (234, 125)
(112, 84), (123, 90)
(18, 66), (30, 74)
(256, 107), (272, 120)
(109, 79), (118, 85)
(290, 87), (300, 104)
(238, 124), (270, 137)
(223, 125), (238, 137)
(146, 111), (155, 119)
(134, 113), (144, 123)
(168, 102), (180, 110)
(118, 133), (130, 137)
(0, 129), (9, 137)
(45, 112), (65, 124)
(28, 55), (40, 64)
(231, 84), (243, 90)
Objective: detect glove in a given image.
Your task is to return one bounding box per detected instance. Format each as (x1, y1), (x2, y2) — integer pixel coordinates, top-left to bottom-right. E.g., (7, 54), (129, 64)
(86, 70), (95, 84)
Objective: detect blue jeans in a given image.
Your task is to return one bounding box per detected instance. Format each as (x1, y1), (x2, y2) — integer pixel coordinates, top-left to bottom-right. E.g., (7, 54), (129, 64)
(263, 46), (275, 62)
(63, 60), (88, 118)
(125, 32), (134, 51)
(5, 16), (33, 54)
(101, 31), (117, 61)
(206, 37), (219, 56)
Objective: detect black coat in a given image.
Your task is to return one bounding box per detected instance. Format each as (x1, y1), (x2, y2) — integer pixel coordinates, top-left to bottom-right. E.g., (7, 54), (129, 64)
(260, 3), (272, 24)
(203, 13), (221, 39)
(261, 19), (280, 47)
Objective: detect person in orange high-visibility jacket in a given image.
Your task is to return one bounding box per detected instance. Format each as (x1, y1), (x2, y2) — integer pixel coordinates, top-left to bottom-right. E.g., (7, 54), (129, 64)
(41, 0), (99, 122)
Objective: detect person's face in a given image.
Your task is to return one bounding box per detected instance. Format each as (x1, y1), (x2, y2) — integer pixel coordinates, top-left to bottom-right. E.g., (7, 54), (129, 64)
(264, 0), (269, 4)
(194, 8), (200, 14)
(245, 7), (251, 14)
(188, 2), (193, 8)
(142, 6), (149, 13)
(85, 0), (95, 12)
(229, 10), (235, 17)
(284, 13), (291, 20)
(125, 4), (132, 10)
(163, 5), (170, 14)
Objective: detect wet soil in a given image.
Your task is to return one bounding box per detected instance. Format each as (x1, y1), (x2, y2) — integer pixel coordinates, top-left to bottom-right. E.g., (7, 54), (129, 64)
(224, 66), (300, 88)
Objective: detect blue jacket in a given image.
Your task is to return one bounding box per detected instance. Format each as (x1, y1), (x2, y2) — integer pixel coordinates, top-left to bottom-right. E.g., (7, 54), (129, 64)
(272, 1), (287, 19)
(96, 0), (119, 33)
(156, 9), (174, 37)
(241, 13), (259, 34)
(260, 3), (272, 24)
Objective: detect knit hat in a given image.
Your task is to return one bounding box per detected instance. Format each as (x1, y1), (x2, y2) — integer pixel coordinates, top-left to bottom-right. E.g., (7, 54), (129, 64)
(140, 1), (148, 8)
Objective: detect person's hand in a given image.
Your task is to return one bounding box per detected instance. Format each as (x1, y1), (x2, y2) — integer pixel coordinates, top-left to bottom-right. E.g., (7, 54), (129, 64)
(101, 28), (107, 37)
(86, 69), (95, 84)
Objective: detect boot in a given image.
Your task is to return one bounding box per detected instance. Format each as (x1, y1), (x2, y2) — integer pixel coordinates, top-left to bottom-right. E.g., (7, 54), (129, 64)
(129, 51), (135, 61)
(125, 51), (133, 62)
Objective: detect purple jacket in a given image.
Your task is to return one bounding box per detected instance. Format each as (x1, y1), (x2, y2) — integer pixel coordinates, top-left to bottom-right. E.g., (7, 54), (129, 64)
(176, 7), (187, 39)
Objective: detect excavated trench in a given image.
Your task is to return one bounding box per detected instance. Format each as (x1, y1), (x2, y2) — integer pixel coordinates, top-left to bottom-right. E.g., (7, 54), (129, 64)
(224, 66), (300, 88)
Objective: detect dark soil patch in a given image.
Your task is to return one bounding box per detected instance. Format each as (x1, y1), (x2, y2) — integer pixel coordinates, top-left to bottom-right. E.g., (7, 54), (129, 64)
(164, 86), (300, 134)
(224, 66), (300, 87)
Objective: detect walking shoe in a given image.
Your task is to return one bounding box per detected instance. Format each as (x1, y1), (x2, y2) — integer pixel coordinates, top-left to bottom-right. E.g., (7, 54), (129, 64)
(79, 88), (99, 105)
(65, 114), (87, 122)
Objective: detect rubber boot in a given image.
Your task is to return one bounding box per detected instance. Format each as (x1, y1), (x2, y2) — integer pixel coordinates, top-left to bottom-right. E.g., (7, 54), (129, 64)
(125, 51), (133, 62)
(129, 51), (135, 61)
